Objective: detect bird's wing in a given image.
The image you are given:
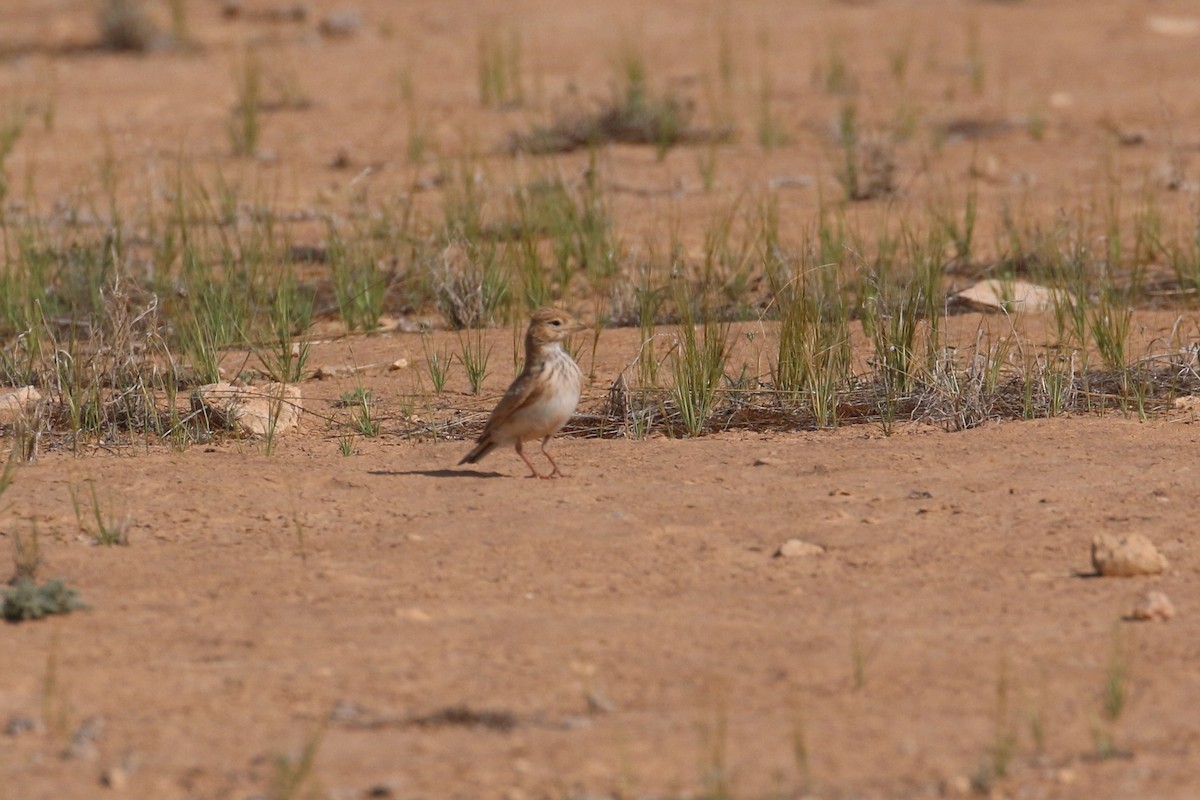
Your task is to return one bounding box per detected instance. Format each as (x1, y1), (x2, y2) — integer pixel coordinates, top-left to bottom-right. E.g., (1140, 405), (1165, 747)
(478, 371), (547, 439)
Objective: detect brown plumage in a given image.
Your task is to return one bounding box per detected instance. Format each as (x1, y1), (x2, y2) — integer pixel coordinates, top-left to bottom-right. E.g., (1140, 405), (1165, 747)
(459, 308), (586, 478)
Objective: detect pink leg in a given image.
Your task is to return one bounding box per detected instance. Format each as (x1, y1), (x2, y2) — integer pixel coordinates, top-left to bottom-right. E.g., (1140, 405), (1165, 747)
(516, 441), (547, 479)
(541, 436), (565, 478)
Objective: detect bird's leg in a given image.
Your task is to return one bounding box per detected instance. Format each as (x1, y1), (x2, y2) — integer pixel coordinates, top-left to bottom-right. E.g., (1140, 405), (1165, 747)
(516, 441), (547, 479)
(541, 436), (565, 478)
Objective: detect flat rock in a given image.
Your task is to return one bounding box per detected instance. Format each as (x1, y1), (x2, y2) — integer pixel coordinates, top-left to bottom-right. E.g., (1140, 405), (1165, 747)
(774, 539), (826, 558)
(1129, 590), (1175, 621)
(952, 279), (1066, 313)
(1091, 533), (1167, 577)
(192, 382), (303, 437)
(0, 386), (41, 425)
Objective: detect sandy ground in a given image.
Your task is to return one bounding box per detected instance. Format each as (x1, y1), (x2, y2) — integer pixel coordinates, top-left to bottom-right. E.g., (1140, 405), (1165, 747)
(2, 319), (1200, 800)
(4, 1), (1200, 799)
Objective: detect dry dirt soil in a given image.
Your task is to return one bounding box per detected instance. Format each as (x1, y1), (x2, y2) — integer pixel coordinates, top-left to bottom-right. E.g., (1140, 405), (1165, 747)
(4, 1), (1200, 799)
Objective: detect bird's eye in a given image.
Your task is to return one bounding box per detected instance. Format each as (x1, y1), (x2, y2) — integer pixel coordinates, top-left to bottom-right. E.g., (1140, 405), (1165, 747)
(551, 319), (562, 327)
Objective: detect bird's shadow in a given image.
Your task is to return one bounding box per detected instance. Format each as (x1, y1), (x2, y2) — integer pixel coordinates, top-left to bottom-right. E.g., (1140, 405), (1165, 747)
(369, 468), (508, 479)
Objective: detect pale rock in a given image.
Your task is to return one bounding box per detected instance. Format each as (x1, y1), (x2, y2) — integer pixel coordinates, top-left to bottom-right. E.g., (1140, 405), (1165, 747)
(193, 382), (302, 437)
(319, 9), (362, 37)
(1049, 92), (1074, 109)
(389, 358), (410, 371)
(1174, 395), (1200, 412)
(952, 279), (1067, 313)
(101, 766), (128, 790)
(314, 363), (359, 380)
(0, 386), (41, 425)
(942, 775), (972, 796)
(1091, 533), (1167, 577)
(1130, 590), (1175, 621)
(1146, 16), (1200, 36)
(774, 539), (826, 559)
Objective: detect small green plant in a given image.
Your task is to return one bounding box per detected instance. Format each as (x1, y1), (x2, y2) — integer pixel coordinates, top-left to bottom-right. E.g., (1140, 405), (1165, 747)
(70, 481), (130, 546)
(774, 264), (852, 428)
(966, 18), (986, 95)
(697, 143), (719, 191)
(327, 227), (388, 331)
(0, 444), (19, 504)
(478, 28), (524, 108)
(337, 432), (355, 457)
(989, 659), (1018, 780)
(230, 48), (263, 157)
(850, 612), (879, 691)
(396, 66), (429, 163)
(1092, 624), (1134, 759)
(698, 701), (731, 800)
(458, 328), (493, 395)
(510, 46), (718, 156)
(756, 67), (787, 150)
(791, 706), (811, 792)
(820, 39), (856, 95)
(268, 727), (324, 800)
(0, 109), (25, 206)
(11, 525), (42, 583)
(668, 291), (730, 437)
(340, 388), (380, 438)
(423, 336), (451, 394)
(168, 0), (189, 44)
(255, 280), (312, 383)
(935, 183), (977, 266)
(3, 579), (89, 622)
(1089, 290), (1132, 371)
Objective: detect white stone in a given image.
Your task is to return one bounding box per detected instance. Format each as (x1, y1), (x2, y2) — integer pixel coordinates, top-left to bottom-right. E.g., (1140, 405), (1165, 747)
(193, 382), (302, 437)
(775, 539), (826, 558)
(0, 386), (41, 425)
(1130, 590), (1175, 621)
(952, 279), (1067, 313)
(1091, 533), (1167, 577)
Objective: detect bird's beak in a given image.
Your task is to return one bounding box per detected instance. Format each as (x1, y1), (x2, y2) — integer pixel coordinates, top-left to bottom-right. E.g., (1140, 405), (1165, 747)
(570, 320), (590, 334)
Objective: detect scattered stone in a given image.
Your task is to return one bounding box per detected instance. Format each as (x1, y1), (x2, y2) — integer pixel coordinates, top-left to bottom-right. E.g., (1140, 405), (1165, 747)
(0, 386), (41, 425)
(952, 279), (1066, 313)
(101, 765), (129, 789)
(319, 10), (363, 37)
(1129, 590), (1175, 621)
(394, 607), (431, 622)
(585, 689), (616, 714)
(388, 358), (410, 371)
(942, 774), (972, 796)
(65, 715), (106, 761)
(314, 363), (377, 380)
(1091, 533), (1168, 577)
(1174, 395), (1200, 412)
(774, 539), (826, 559)
(753, 457), (782, 467)
(192, 382), (303, 437)
(5, 715), (43, 736)
(1049, 91), (1074, 109)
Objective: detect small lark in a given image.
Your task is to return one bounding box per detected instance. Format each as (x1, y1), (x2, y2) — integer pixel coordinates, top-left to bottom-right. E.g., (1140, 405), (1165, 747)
(459, 308), (587, 478)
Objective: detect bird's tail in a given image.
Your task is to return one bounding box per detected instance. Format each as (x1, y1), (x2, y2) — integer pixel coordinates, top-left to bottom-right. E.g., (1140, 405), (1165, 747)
(459, 437), (495, 465)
